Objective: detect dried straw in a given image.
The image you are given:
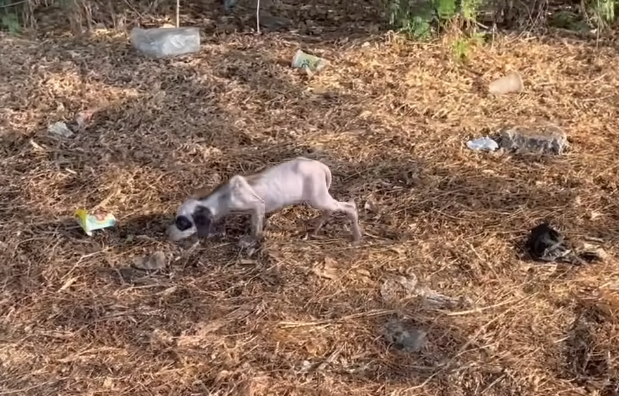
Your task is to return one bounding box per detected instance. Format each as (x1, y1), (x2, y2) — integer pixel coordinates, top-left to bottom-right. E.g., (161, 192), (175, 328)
(1, 7), (619, 395)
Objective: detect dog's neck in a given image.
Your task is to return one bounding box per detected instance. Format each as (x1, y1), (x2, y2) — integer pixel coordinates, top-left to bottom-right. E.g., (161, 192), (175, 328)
(189, 172), (268, 223)
(190, 182), (233, 220)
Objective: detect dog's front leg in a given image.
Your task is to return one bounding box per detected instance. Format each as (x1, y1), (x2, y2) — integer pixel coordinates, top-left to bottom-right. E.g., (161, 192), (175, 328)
(228, 175), (267, 248)
(250, 201), (266, 242)
(209, 217), (227, 237)
(237, 203), (265, 249)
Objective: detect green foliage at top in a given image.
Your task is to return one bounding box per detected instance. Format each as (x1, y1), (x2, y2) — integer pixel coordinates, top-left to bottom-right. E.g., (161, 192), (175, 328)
(0, 0), (21, 34)
(387, 0), (619, 41)
(460, 0), (481, 21)
(388, 0), (482, 40)
(450, 32), (486, 62)
(593, 0), (616, 27)
(435, 0), (456, 20)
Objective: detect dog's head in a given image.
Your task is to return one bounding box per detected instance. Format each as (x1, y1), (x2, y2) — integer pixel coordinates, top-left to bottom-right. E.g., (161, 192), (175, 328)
(166, 198), (214, 241)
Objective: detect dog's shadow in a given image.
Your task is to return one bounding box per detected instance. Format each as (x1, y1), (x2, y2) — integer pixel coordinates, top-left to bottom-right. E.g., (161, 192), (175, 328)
(117, 213), (172, 238)
(116, 212), (316, 248)
(213, 212), (316, 239)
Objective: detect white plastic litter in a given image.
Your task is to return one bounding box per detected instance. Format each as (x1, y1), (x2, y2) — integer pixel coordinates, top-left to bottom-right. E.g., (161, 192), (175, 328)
(130, 27), (200, 59)
(467, 136), (498, 151)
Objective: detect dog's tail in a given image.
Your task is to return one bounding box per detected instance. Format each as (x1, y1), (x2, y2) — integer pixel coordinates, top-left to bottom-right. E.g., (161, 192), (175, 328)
(299, 156), (332, 190)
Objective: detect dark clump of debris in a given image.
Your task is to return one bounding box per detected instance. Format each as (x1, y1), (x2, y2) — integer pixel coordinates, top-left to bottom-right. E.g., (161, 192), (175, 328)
(382, 318), (428, 353)
(496, 124), (568, 155)
(525, 222), (607, 265)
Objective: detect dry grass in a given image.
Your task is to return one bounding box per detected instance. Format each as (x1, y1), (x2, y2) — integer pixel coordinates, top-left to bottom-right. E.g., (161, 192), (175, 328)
(2, 3), (619, 394)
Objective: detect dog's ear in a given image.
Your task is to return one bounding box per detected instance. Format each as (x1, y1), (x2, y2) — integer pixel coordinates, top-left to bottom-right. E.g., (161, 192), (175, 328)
(192, 206), (213, 238)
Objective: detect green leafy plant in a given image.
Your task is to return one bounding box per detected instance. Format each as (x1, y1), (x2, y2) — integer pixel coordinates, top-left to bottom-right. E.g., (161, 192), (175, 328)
(1, 12), (20, 34)
(451, 37), (469, 60)
(387, 0), (482, 40)
(549, 10), (582, 29)
(435, 0), (456, 21)
(592, 0), (616, 28)
(460, 0), (481, 21)
(470, 31), (486, 45)
(0, 0), (21, 34)
(386, 0), (619, 39)
(407, 15), (433, 39)
(450, 33), (485, 62)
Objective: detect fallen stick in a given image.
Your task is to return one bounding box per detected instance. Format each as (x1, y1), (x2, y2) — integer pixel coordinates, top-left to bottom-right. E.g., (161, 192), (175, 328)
(256, 0), (261, 33)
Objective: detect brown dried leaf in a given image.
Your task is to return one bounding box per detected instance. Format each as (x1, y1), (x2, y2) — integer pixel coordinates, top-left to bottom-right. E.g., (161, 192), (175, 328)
(312, 257), (339, 280)
(242, 375), (270, 396)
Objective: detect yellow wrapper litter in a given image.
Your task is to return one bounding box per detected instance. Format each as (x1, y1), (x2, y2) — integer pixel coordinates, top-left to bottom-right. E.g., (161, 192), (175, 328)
(75, 209), (117, 236)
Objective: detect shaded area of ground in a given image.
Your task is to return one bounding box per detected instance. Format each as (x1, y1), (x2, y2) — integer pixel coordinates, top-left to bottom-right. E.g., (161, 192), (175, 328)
(1, 16), (619, 396)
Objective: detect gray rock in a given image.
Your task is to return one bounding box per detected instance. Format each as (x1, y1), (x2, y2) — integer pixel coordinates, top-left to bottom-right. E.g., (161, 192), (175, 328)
(223, 0), (239, 12)
(48, 121), (74, 138)
(132, 251), (168, 271)
(382, 319), (427, 352)
(495, 124), (568, 155)
(259, 15), (291, 30)
(380, 274), (418, 303)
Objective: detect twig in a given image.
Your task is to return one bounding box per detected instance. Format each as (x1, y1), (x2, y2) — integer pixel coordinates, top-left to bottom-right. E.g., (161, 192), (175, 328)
(438, 297), (518, 317)
(0, 0), (26, 9)
(595, 0), (600, 54)
(256, 0), (260, 34)
(61, 250), (109, 281)
(175, 0), (180, 28)
(464, 240), (499, 278)
(481, 373), (506, 395)
(404, 293), (538, 391)
(91, 187), (120, 212)
(278, 309), (395, 328)
(0, 382), (54, 395)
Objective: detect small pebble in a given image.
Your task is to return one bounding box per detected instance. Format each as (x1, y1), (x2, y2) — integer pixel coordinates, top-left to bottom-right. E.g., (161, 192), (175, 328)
(383, 319), (428, 352)
(133, 251), (167, 271)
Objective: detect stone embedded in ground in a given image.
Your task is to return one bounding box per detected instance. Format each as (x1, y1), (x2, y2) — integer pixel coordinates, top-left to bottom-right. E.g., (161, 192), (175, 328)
(382, 319), (427, 352)
(380, 274), (418, 303)
(47, 121), (74, 138)
(495, 124), (568, 155)
(223, 0), (239, 11)
(132, 251), (168, 271)
(259, 15), (291, 30)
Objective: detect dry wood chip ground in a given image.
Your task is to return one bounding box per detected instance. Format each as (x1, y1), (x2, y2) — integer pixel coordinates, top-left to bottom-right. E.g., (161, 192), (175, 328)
(1, 10), (619, 396)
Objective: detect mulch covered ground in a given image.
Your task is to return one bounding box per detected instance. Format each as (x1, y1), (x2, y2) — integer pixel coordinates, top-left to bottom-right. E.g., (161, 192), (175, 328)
(1, 1), (619, 394)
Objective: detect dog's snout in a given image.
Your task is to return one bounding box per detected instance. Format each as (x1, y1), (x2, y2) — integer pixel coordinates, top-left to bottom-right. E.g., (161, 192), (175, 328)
(175, 215), (192, 231)
(166, 223), (184, 242)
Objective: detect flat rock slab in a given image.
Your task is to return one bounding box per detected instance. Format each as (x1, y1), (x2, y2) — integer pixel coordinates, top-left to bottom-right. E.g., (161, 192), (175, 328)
(495, 124), (568, 155)
(259, 15), (291, 31)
